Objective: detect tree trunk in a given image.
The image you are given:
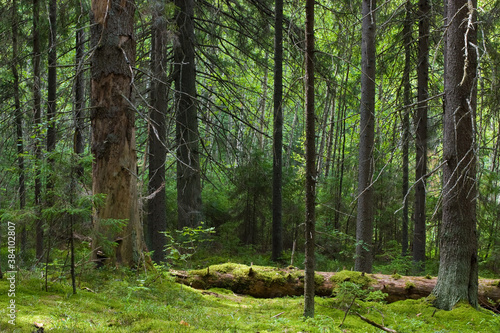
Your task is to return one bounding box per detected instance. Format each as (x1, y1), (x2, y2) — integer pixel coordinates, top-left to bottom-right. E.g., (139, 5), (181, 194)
(304, 0), (316, 318)
(90, 0), (145, 267)
(12, 0), (26, 255)
(175, 0), (203, 229)
(74, 2), (86, 175)
(148, 1), (168, 263)
(271, 0), (284, 263)
(414, 0), (430, 273)
(174, 266), (500, 311)
(46, 0), (57, 201)
(433, 0), (478, 310)
(32, 0), (43, 261)
(401, 0), (412, 258)
(355, 0), (376, 273)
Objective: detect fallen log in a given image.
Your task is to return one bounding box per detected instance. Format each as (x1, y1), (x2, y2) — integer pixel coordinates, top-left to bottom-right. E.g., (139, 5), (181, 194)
(172, 263), (500, 311)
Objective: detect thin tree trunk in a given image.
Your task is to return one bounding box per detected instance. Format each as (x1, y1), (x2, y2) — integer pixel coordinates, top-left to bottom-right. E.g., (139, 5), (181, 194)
(148, 1), (168, 263)
(175, 0), (203, 228)
(433, 0), (478, 310)
(12, 0), (26, 255)
(90, 0), (145, 267)
(46, 0), (57, 198)
(33, 0), (43, 261)
(74, 1), (86, 173)
(304, 0), (316, 318)
(414, 0), (429, 273)
(355, 0), (376, 273)
(272, 0), (284, 263)
(401, 0), (412, 257)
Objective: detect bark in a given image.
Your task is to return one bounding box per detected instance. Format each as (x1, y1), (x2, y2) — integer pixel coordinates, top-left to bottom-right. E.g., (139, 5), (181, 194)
(355, 0), (376, 273)
(271, 0), (283, 263)
(401, 0), (412, 257)
(74, 3), (85, 175)
(433, 0), (478, 310)
(33, 0), (43, 260)
(12, 0), (26, 253)
(414, 0), (430, 273)
(175, 0), (203, 228)
(46, 0), (57, 187)
(174, 267), (500, 311)
(148, 1), (168, 263)
(304, 0), (316, 318)
(90, 0), (145, 267)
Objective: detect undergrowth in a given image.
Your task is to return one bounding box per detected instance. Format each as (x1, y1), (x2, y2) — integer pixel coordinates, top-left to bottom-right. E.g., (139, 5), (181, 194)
(0, 266), (499, 332)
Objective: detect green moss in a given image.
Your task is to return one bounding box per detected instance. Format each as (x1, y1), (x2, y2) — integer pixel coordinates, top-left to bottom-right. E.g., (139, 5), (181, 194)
(425, 274), (432, 279)
(329, 270), (374, 287)
(392, 273), (402, 280)
(405, 281), (416, 289)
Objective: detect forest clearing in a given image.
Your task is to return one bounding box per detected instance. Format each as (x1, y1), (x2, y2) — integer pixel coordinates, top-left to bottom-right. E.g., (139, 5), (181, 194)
(1, 0), (500, 331)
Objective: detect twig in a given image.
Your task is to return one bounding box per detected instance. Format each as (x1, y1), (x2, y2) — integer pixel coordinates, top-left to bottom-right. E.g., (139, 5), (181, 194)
(271, 311), (285, 318)
(354, 312), (397, 333)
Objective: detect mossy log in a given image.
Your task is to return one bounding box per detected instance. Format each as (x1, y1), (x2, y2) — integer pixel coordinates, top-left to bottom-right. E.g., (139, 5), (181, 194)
(172, 264), (500, 311)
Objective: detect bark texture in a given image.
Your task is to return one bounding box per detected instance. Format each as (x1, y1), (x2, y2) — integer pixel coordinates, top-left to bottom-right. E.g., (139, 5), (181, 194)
(271, 0), (284, 263)
(304, 0), (316, 318)
(90, 0), (144, 267)
(175, 0), (203, 228)
(355, 0), (376, 273)
(174, 267), (500, 311)
(433, 0), (478, 310)
(148, 1), (168, 263)
(414, 0), (430, 273)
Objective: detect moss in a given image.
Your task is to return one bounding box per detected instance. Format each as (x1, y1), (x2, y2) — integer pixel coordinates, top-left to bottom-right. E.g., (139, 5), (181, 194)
(405, 281), (416, 289)
(425, 274), (432, 279)
(329, 270), (374, 287)
(392, 273), (402, 280)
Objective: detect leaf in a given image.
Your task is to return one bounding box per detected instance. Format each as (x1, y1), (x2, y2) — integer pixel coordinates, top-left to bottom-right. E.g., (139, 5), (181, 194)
(179, 320), (190, 326)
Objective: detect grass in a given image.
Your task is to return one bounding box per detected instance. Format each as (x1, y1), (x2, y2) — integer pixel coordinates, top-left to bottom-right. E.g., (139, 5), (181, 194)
(0, 266), (499, 332)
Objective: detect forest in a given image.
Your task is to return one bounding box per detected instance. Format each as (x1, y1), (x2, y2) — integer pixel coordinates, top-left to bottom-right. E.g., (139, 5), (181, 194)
(0, 0), (500, 331)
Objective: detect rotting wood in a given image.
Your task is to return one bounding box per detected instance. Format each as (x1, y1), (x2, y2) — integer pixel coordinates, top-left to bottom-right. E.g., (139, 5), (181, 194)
(171, 266), (500, 312)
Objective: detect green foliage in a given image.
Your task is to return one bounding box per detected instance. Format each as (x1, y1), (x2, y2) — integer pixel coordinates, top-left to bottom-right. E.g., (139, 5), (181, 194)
(163, 222), (215, 268)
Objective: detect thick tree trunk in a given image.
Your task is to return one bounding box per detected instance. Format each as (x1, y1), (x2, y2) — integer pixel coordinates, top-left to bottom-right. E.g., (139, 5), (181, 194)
(304, 0), (316, 318)
(147, 1), (168, 263)
(414, 0), (430, 273)
(174, 0), (203, 229)
(90, 0), (144, 267)
(355, 0), (376, 273)
(174, 266), (500, 311)
(271, 0), (284, 263)
(433, 0), (478, 310)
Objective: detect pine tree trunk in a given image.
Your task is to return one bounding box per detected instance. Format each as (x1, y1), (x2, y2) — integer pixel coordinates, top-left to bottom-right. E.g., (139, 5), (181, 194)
(304, 0), (316, 318)
(433, 0), (478, 310)
(271, 0), (284, 263)
(90, 0), (144, 267)
(175, 0), (203, 228)
(355, 0), (376, 273)
(414, 0), (430, 273)
(148, 1), (168, 263)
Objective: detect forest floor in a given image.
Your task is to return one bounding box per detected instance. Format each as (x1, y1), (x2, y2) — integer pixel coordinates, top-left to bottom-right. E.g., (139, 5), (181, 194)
(1, 265), (499, 332)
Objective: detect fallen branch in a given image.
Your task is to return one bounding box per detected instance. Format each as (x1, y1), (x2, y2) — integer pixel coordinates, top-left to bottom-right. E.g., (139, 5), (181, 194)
(354, 312), (397, 333)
